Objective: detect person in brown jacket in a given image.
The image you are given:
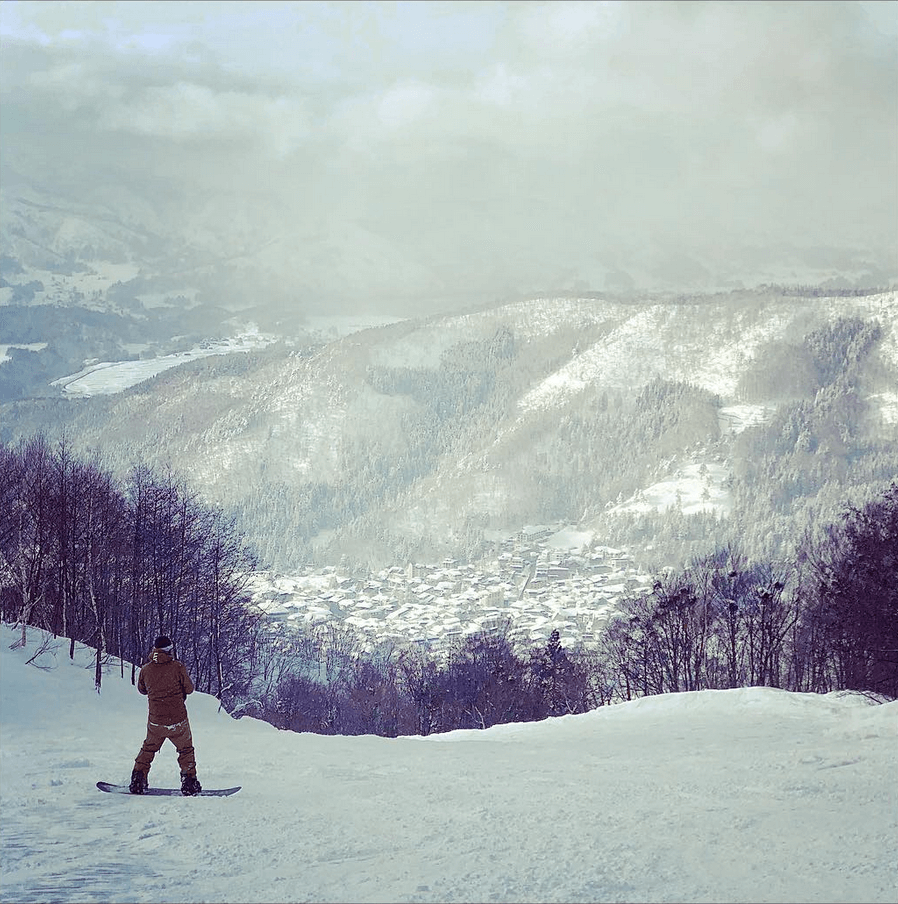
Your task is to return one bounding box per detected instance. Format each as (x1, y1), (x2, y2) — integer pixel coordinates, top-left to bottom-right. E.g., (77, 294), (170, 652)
(130, 635), (202, 795)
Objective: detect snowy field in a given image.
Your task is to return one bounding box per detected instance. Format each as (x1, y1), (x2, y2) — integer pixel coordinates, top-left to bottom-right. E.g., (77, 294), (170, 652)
(49, 331), (278, 397)
(1, 623), (896, 904)
(608, 461), (733, 518)
(45, 315), (407, 398)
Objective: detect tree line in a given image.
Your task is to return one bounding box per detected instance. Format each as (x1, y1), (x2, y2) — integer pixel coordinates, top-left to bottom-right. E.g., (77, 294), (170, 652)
(252, 480), (896, 736)
(598, 500), (897, 702)
(257, 623), (600, 737)
(2, 434), (895, 739)
(0, 434), (262, 697)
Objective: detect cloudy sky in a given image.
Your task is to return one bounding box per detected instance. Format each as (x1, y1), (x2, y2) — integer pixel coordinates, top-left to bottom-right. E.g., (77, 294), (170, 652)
(1, 1), (896, 312)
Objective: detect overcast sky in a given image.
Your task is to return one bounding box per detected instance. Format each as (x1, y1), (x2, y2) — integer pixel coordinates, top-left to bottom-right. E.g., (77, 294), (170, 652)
(1, 1), (896, 312)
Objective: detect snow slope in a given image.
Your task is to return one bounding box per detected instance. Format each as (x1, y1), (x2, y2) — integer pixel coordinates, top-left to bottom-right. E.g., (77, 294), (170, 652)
(1, 623), (896, 904)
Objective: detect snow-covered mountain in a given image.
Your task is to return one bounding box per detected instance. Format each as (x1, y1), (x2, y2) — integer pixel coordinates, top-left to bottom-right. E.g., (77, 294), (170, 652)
(3, 157), (895, 324)
(6, 287), (896, 574)
(0, 164), (478, 318)
(2, 622), (896, 904)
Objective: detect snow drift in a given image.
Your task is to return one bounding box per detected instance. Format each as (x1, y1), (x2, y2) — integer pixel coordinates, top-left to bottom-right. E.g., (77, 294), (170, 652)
(1, 623), (896, 904)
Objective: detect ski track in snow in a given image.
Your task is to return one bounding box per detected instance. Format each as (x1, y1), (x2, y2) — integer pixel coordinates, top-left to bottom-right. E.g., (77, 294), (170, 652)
(2, 625), (896, 904)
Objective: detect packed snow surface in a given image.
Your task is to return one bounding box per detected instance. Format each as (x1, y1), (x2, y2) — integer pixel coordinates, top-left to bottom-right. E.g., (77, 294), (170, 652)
(1, 624), (896, 903)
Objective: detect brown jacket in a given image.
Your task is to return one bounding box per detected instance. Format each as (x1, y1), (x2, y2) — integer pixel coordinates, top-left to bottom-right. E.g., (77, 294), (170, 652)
(138, 647), (194, 725)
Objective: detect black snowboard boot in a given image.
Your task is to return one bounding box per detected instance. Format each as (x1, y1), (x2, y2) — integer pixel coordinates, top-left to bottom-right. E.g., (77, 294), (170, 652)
(129, 769), (148, 795)
(181, 773), (202, 796)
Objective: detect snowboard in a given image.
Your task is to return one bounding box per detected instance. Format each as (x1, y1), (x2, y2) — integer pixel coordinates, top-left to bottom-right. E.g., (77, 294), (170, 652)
(97, 781), (241, 797)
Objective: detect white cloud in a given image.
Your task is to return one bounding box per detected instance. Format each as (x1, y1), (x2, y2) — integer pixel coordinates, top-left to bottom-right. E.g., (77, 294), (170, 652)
(754, 111), (804, 155)
(513, 0), (626, 58)
(99, 81), (310, 157)
(376, 80), (436, 130)
(28, 60), (126, 110)
(1, 0), (895, 301)
(475, 63), (529, 108)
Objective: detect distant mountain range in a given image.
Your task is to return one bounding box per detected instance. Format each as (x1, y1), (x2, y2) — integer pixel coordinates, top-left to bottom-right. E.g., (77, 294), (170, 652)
(2, 168), (897, 573)
(3, 274), (896, 574)
(3, 158), (895, 325)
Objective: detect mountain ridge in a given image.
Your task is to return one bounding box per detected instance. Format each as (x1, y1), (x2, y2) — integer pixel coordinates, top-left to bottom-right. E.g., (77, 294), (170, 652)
(4, 287), (896, 573)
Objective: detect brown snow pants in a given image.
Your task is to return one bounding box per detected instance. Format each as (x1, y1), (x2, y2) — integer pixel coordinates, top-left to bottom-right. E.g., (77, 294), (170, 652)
(134, 718), (197, 777)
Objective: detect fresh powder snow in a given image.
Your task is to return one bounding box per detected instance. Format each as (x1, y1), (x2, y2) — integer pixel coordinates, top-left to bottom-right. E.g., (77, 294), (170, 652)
(1, 623), (895, 904)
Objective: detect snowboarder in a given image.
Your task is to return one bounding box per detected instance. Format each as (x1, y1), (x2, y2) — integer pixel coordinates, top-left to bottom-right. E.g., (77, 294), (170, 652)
(129, 635), (202, 796)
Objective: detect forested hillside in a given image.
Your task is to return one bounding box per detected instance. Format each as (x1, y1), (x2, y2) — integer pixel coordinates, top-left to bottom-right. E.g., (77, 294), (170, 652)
(2, 435), (895, 733)
(0, 438), (260, 697)
(2, 289), (896, 575)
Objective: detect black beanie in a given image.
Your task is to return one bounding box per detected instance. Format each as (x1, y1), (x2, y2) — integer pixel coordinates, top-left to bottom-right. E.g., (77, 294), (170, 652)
(154, 635), (173, 650)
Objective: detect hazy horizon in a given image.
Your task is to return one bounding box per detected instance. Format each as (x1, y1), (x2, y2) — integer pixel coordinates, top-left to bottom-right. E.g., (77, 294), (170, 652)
(1, 0), (897, 317)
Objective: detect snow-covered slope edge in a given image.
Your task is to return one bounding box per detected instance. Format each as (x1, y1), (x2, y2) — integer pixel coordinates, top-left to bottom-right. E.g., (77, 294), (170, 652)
(2, 622), (896, 904)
